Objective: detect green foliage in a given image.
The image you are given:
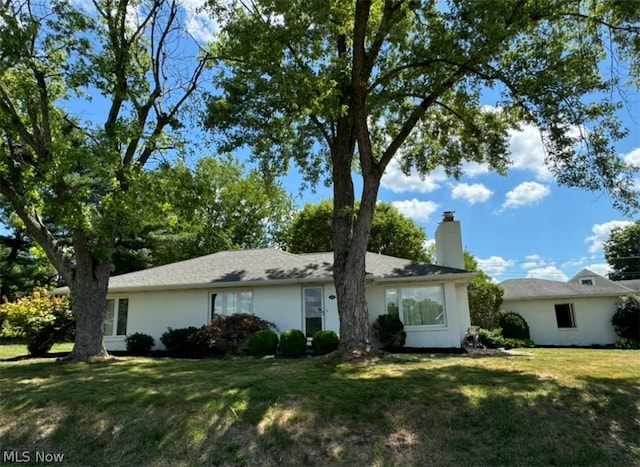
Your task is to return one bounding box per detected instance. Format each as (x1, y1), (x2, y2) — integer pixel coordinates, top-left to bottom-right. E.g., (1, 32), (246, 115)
(0, 287), (74, 356)
(287, 200), (429, 261)
(279, 329), (307, 358)
(615, 338), (640, 350)
(125, 332), (155, 356)
(311, 330), (339, 355)
(611, 294), (640, 345)
(190, 313), (277, 356)
(478, 328), (506, 349)
(499, 312), (531, 341)
(604, 220), (640, 280)
(372, 314), (406, 351)
(465, 251), (503, 330)
(160, 327), (203, 358)
(248, 329), (279, 356)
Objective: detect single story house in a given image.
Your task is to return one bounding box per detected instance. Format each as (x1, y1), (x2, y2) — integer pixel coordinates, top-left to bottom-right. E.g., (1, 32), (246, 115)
(501, 269), (635, 346)
(79, 212), (475, 351)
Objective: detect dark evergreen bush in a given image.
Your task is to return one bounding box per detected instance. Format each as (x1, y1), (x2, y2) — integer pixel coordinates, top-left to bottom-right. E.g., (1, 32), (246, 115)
(279, 329), (307, 357)
(499, 311), (530, 340)
(611, 294), (640, 345)
(160, 327), (202, 358)
(191, 313), (276, 356)
(372, 314), (406, 351)
(126, 332), (155, 355)
(478, 328), (506, 349)
(248, 329), (279, 356)
(312, 330), (339, 355)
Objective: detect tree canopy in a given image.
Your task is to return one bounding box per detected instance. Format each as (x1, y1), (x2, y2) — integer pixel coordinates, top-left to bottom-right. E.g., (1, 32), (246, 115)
(205, 0), (639, 350)
(464, 251), (503, 330)
(287, 200), (430, 262)
(604, 220), (640, 281)
(0, 0), (212, 360)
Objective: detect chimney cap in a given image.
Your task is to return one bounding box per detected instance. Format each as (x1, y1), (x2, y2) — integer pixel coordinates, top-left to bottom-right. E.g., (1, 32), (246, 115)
(442, 211), (455, 221)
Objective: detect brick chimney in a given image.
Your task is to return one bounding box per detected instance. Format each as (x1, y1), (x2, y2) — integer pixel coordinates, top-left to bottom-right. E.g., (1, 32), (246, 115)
(435, 211), (465, 270)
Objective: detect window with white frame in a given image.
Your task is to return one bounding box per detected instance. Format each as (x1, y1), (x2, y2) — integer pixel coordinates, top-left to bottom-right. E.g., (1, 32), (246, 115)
(580, 278), (594, 286)
(554, 303), (576, 328)
(211, 291), (253, 319)
(104, 298), (128, 336)
(385, 286), (446, 326)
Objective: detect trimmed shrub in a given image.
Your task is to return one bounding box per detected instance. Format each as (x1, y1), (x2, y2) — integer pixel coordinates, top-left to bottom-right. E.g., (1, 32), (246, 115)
(312, 330), (339, 355)
(279, 329), (307, 357)
(190, 313), (277, 356)
(611, 294), (640, 345)
(126, 332), (155, 356)
(249, 329), (279, 356)
(160, 327), (202, 358)
(499, 311), (530, 340)
(0, 287), (74, 357)
(478, 328), (506, 349)
(372, 314), (406, 351)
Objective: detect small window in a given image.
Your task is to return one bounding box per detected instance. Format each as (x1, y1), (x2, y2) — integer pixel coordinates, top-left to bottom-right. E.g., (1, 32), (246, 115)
(104, 298), (128, 336)
(580, 278), (594, 286)
(554, 303), (576, 328)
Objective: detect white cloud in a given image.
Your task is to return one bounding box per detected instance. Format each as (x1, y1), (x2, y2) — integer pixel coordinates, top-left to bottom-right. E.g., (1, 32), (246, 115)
(526, 266), (568, 281)
(585, 220), (634, 253)
(461, 161), (491, 177)
(451, 183), (493, 204)
(477, 256), (515, 278)
(508, 124), (554, 181)
(585, 263), (611, 277)
(624, 147), (640, 167)
(381, 158), (448, 193)
(181, 0), (220, 43)
(391, 199), (439, 222)
(501, 181), (551, 210)
(522, 254), (545, 270)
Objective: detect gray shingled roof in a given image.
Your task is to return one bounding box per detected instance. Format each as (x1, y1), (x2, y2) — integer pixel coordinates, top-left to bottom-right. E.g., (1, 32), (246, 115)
(80, 248), (473, 293)
(501, 277), (633, 301)
(618, 279), (640, 292)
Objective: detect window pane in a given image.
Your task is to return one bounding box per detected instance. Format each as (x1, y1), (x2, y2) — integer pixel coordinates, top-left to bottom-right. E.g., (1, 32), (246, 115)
(401, 286), (445, 326)
(225, 292), (237, 315)
(555, 304), (575, 328)
(211, 294), (221, 320)
(117, 299), (128, 335)
(103, 299), (115, 336)
(385, 289), (399, 317)
(240, 292), (252, 314)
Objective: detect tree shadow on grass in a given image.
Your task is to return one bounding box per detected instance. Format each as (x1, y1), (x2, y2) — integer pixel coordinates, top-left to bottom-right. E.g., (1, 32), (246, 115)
(0, 356), (638, 466)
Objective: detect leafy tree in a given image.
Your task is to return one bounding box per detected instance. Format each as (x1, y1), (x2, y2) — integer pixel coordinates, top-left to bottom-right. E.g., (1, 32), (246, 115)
(205, 0), (639, 351)
(604, 220), (640, 281)
(288, 199), (429, 261)
(0, 0), (212, 360)
(611, 294), (640, 346)
(465, 252), (503, 330)
(111, 156), (294, 274)
(0, 286), (73, 356)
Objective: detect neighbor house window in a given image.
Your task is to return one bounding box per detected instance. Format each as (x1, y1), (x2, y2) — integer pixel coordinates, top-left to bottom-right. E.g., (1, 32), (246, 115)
(580, 278), (594, 286)
(385, 286), (445, 326)
(104, 298), (128, 336)
(554, 303), (576, 328)
(211, 291), (253, 319)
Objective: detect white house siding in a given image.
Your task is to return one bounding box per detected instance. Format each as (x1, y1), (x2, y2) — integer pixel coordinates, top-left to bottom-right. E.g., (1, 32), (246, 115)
(504, 297), (619, 346)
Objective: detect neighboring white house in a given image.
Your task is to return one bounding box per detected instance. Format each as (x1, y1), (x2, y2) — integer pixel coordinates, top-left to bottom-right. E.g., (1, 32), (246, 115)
(501, 269), (636, 346)
(72, 212), (475, 351)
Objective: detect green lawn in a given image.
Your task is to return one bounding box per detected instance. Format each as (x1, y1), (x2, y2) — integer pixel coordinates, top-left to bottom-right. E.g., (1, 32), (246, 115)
(1, 348), (638, 466)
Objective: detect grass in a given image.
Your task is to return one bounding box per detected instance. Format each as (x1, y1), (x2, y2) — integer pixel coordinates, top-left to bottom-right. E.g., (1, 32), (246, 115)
(0, 347), (638, 466)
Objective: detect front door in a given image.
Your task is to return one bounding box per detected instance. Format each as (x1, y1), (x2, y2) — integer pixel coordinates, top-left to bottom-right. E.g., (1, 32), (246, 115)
(303, 286), (324, 338)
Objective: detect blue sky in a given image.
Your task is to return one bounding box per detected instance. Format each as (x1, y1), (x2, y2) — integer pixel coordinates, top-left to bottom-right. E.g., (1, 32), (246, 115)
(54, 1), (640, 282)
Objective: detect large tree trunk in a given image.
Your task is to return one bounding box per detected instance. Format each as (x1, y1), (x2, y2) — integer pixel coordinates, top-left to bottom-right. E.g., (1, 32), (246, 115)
(66, 235), (112, 360)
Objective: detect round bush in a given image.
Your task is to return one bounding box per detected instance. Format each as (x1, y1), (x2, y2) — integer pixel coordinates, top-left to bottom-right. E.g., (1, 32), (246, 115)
(160, 327), (203, 358)
(611, 294), (640, 343)
(279, 329), (307, 357)
(312, 330), (339, 355)
(126, 332), (155, 356)
(372, 314), (406, 351)
(249, 329), (279, 356)
(26, 333), (56, 357)
(499, 312), (530, 340)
